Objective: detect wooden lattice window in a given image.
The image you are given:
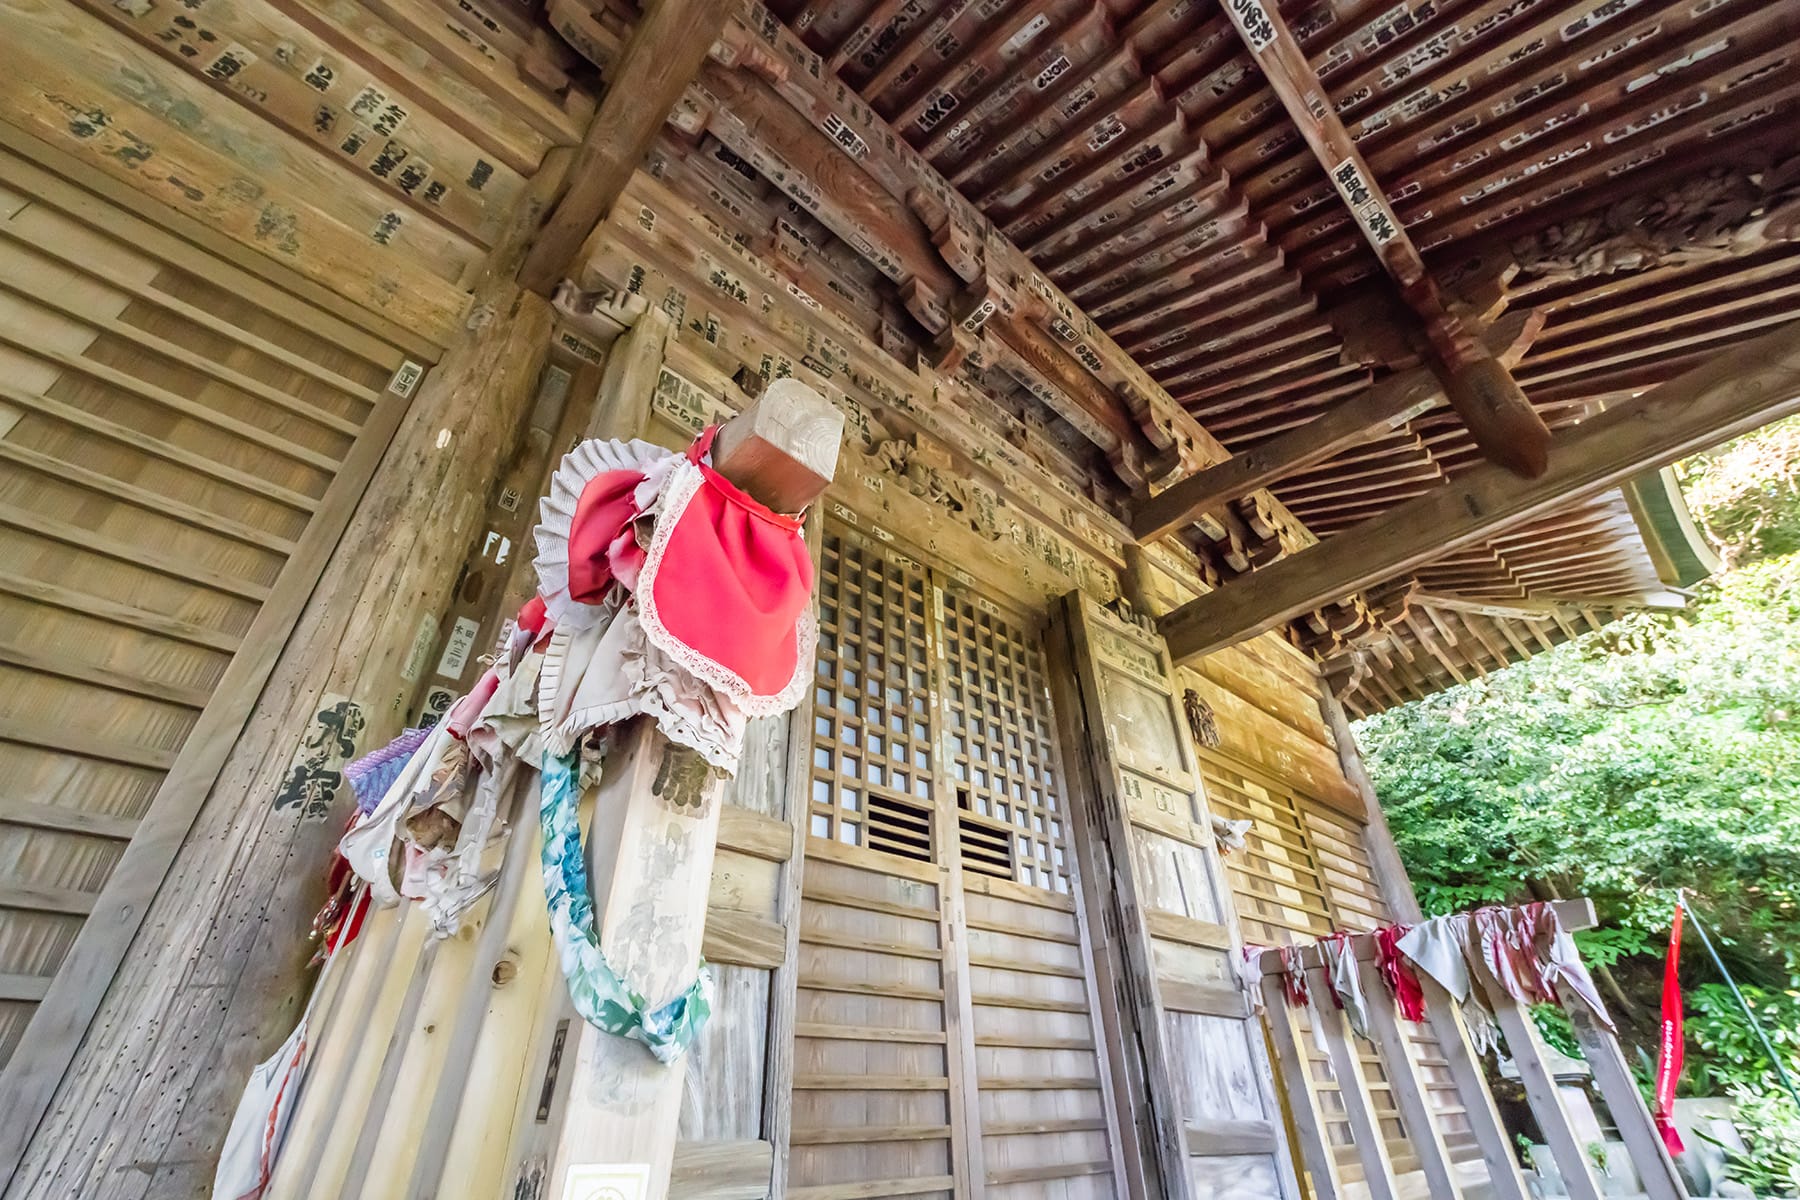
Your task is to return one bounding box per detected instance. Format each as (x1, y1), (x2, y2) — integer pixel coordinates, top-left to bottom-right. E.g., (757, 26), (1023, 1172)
(940, 589), (1070, 893)
(808, 530), (935, 860)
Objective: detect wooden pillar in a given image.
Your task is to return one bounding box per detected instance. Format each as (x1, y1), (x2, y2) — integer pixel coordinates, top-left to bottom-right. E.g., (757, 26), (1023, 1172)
(543, 381), (843, 1200)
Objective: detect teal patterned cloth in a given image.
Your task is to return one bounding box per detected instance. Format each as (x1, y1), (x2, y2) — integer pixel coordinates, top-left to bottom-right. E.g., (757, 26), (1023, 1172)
(539, 751), (713, 1063)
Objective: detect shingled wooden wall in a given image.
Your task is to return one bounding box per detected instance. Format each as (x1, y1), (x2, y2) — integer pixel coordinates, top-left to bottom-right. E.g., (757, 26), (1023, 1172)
(0, 0), (592, 1189)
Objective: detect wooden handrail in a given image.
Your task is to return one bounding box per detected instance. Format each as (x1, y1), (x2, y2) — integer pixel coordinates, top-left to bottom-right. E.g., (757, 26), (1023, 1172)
(1251, 898), (1597, 975)
(1248, 897), (1688, 1200)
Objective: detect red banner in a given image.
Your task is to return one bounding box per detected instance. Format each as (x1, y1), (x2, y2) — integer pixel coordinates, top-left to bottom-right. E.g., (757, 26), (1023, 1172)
(1653, 900), (1687, 1154)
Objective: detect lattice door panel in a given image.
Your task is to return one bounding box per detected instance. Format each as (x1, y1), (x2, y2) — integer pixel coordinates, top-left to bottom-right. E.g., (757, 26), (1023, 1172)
(939, 587), (1070, 895)
(797, 522), (1123, 1198)
(810, 530), (936, 862)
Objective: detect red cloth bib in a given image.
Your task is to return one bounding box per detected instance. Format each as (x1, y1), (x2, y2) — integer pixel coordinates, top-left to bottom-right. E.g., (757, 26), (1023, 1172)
(639, 428), (814, 704)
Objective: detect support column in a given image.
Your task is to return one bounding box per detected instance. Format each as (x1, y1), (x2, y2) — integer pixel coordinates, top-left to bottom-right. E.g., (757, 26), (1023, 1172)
(543, 381), (843, 1200)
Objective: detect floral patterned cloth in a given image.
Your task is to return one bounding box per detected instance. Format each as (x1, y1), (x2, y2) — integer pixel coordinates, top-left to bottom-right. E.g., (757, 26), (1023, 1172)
(538, 750), (712, 1064)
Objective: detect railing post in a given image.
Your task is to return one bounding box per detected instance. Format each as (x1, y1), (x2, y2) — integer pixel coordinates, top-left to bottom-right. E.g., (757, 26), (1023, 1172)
(1302, 957), (1401, 1200)
(1352, 954), (1466, 1200)
(1562, 1000), (1689, 1200)
(1413, 974), (1533, 1200)
(1487, 992), (1607, 1200)
(1260, 970), (1346, 1200)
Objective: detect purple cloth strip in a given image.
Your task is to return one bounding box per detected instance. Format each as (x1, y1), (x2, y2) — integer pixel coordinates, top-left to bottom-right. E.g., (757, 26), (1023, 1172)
(344, 726), (431, 814)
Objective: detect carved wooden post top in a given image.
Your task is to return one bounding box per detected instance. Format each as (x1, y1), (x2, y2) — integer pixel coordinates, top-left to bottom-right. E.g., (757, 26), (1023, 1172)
(710, 378), (844, 513)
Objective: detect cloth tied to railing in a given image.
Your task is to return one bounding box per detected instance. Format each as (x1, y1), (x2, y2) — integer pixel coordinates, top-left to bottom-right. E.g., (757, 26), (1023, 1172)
(1319, 932), (1372, 1039)
(1269, 903), (1614, 1059)
(1278, 944), (1311, 1008)
(1374, 924), (1426, 1022)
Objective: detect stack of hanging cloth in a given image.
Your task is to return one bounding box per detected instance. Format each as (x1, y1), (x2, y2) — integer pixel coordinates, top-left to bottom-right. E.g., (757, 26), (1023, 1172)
(330, 427), (818, 1059)
(1251, 903), (1614, 1057)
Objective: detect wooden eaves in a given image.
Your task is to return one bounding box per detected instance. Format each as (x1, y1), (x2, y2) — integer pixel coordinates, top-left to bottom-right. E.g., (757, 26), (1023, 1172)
(1158, 320), (1800, 662)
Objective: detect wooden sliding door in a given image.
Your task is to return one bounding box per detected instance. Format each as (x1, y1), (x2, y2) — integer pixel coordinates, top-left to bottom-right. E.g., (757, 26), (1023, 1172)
(1047, 594), (1300, 1200)
(788, 525), (1125, 1199)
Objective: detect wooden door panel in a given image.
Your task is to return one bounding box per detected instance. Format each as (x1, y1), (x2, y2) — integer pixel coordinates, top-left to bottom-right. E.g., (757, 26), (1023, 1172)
(789, 525), (1127, 1199)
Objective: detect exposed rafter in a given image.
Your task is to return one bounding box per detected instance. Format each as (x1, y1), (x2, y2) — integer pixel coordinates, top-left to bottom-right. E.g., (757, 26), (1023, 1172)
(518, 0), (735, 293)
(1160, 320), (1800, 661)
(1132, 369), (1440, 543)
(1216, 0), (1552, 478)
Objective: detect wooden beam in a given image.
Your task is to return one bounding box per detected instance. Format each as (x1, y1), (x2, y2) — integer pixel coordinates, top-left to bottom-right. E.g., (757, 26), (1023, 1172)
(517, 0), (734, 294)
(1415, 590), (1687, 621)
(1160, 321), (1800, 661)
(1218, 0), (1551, 477)
(1131, 369), (1440, 542)
(1410, 591), (1559, 623)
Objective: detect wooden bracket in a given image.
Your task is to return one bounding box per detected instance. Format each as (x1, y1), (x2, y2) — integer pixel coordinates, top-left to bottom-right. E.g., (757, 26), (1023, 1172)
(907, 186), (986, 286)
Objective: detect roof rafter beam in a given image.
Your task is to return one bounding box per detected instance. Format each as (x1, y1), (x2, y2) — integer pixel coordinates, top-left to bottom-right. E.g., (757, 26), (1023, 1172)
(518, 0), (736, 293)
(602, 1), (1313, 533)
(1158, 320), (1800, 662)
(1131, 368), (1441, 542)
(1217, 0), (1552, 478)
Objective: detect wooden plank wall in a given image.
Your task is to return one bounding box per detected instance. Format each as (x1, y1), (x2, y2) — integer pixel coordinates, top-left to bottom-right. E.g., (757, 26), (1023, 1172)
(0, 0), (594, 1186)
(0, 139), (416, 1067)
(963, 874), (1116, 1199)
(1176, 639), (1477, 1182)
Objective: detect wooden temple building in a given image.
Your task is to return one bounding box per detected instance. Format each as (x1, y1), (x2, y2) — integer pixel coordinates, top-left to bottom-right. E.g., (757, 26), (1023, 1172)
(0, 0), (1795, 1194)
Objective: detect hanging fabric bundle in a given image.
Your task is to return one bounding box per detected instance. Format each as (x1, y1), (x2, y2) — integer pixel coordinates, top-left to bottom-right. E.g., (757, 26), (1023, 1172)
(1318, 932), (1372, 1038)
(1374, 923), (1426, 1022)
(1524, 901), (1615, 1029)
(333, 426), (817, 1062)
(1396, 912), (1501, 1054)
(1279, 944), (1312, 1008)
(539, 751), (711, 1063)
(1237, 944), (1270, 1013)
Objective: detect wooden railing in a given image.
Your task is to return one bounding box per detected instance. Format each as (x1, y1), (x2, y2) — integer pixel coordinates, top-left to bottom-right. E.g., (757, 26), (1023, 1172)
(1255, 900), (1689, 1200)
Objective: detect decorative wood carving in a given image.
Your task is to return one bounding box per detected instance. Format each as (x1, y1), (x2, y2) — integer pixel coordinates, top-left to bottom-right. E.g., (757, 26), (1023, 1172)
(867, 432), (1001, 540)
(1511, 153), (1800, 285)
(1182, 688), (1220, 750)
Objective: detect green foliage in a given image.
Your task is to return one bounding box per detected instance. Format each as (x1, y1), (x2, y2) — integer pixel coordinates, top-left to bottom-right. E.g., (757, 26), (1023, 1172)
(1681, 415), (1800, 566)
(1687, 983), (1800, 1095)
(1356, 559), (1800, 1161)
(1531, 1003), (1581, 1059)
(1700, 1086), (1800, 1197)
(1357, 553), (1800, 984)
(1356, 420), (1800, 1186)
